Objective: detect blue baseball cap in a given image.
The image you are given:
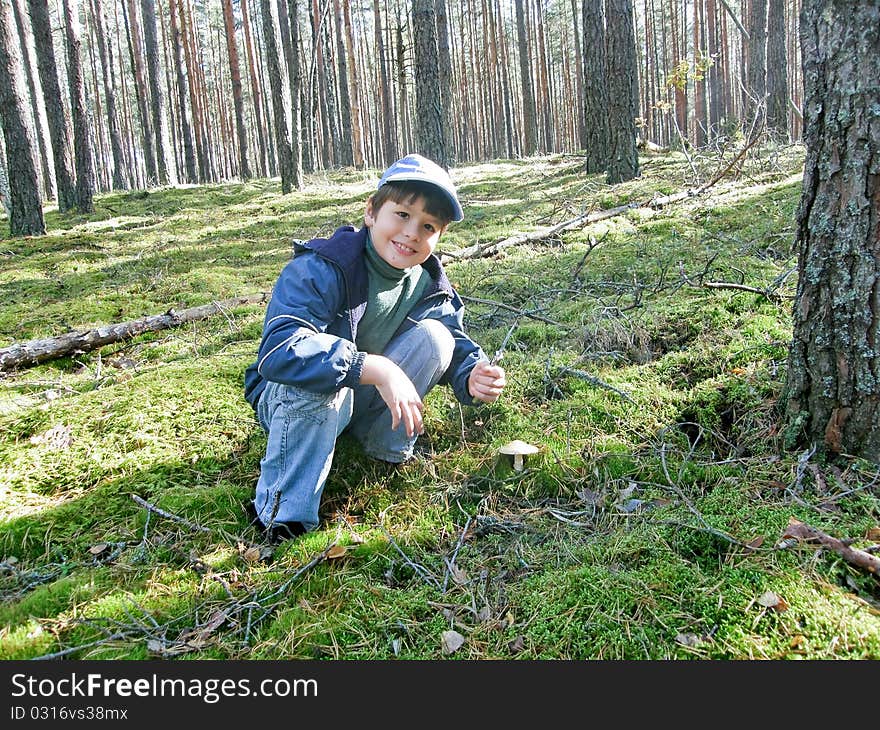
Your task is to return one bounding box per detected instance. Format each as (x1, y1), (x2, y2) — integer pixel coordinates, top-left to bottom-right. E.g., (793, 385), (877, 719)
(378, 154), (464, 222)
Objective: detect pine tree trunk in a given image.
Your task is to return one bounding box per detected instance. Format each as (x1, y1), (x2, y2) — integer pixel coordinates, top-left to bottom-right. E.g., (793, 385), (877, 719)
(140, 0), (172, 184)
(26, 0), (76, 211)
(765, 0), (789, 139)
(693, 0), (707, 146)
(260, 0), (294, 192)
(285, 0), (303, 187)
(412, 0), (447, 165)
(0, 0), (45, 235)
(434, 0), (454, 162)
(241, 0), (269, 177)
(783, 1), (880, 460)
(167, 0), (197, 182)
(61, 0), (96, 212)
(124, 0), (157, 185)
(706, 0), (721, 137)
(581, 0), (609, 172)
(221, 0), (252, 179)
(746, 0), (768, 129)
(90, 0), (127, 189)
(605, 0), (639, 183)
(332, 0), (354, 167)
(11, 0), (54, 201)
(372, 0), (396, 164)
(514, 0), (537, 156)
(342, 0), (364, 168)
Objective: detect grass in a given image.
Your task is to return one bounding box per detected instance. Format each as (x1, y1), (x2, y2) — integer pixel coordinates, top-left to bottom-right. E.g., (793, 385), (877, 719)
(1, 143), (879, 661)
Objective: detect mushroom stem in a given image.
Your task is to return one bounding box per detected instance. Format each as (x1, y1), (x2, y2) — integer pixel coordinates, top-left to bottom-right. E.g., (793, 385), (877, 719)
(513, 454), (524, 471)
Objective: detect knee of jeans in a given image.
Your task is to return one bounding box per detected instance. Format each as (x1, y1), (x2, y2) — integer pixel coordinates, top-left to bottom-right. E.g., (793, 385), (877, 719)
(417, 319), (454, 372)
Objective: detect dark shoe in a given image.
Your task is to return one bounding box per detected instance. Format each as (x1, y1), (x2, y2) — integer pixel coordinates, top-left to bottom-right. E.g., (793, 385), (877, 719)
(266, 521), (306, 545)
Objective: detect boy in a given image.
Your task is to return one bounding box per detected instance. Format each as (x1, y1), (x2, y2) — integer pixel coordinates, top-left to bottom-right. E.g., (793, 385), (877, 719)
(243, 154), (506, 543)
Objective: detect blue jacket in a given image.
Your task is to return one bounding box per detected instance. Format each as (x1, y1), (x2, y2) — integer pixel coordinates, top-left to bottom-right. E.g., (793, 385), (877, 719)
(244, 225), (486, 411)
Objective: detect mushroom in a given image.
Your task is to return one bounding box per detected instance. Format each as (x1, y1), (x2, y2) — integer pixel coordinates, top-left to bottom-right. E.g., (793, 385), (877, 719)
(498, 440), (540, 472)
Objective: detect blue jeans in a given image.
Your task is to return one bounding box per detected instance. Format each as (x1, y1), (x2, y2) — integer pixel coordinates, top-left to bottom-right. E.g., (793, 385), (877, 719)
(253, 319), (455, 531)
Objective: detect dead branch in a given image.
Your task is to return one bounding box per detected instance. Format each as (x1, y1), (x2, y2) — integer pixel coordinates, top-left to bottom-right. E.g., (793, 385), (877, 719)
(0, 292), (270, 372)
(442, 139), (763, 266)
(131, 494), (212, 534)
(557, 366), (636, 404)
(780, 520), (880, 575)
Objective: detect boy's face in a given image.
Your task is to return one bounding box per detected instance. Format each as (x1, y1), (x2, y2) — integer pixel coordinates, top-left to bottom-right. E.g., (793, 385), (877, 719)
(364, 195), (447, 270)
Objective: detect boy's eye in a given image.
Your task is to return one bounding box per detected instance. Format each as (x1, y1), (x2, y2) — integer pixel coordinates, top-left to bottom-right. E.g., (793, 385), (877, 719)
(424, 223), (436, 233)
(397, 211), (409, 219)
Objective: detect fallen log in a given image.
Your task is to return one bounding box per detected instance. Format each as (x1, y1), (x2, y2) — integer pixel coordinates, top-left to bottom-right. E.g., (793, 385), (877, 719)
(781, 519), (880, 575)
(1, 292), (270, 372)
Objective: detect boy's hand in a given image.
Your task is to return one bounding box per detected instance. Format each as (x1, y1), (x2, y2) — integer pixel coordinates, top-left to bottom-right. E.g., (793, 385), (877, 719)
(360, 354), (424, 437)
(468, 361), (506, 403)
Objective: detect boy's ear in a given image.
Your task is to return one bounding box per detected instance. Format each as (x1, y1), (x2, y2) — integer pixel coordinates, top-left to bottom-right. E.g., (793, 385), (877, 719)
(364, 196), (376, 226)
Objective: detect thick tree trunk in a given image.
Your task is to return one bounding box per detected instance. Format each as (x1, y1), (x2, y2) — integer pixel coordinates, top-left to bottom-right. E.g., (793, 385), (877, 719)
(342, 0), (364, 168)
(26, 0), (76, 212)
(11, 0), (54, 201)
(581, 0), (609, 172)
(412, 0), (447, 166)
(0, 0), (45, 235)
(61, 0), (96, 212)
(605, 0), (640, 183)
(783, 1), (880, 461)
(284, 0), (303, 187)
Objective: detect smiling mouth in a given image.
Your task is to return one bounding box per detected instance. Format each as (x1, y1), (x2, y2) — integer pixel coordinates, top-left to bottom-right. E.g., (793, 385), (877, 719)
(392, 240), (416, 254)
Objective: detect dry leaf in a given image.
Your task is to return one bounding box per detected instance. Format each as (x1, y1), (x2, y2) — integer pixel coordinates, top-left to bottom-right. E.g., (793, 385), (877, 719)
(441, 630), (465, 655)
(326, 544), (347, 559)
(500, 611), (515, 630)
(348, 531), (366, 545)
(789, 635), (806, 649)
(746, 536), (765, 549)
(507, 636), (525, 654)
(756, 590), (787, 610)
(866, 527), (880, 542)
(450, 565), (469, 585)
(88, 543), (109, 555)
(242, 546), (261, 563)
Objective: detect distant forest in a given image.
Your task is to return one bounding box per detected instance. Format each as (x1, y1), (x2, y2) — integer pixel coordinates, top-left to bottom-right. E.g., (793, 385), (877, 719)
(0, 0), (801, 209)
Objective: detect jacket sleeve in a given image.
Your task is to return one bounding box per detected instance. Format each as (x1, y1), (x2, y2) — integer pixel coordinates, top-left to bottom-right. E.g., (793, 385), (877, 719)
(256, 253), (365, 393)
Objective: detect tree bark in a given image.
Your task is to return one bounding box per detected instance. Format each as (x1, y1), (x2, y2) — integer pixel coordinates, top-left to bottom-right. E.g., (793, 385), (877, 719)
(284, 0), (304, 187)
(746, 0), (768, 129)
(241, 0), (269, 177)
(90, 0), (128, 190)
(605, 0), (640, 183)
(582, 0), (609, 172)
(0, 0), (45, 235)
(412, 0), (447, 166)
(61, 0), (96, 212)
(261, 0), (294, 192)
(514, 0), (537, 156)
(0, 294), (270, 372)
(124, 0), (157, 185)
(766, 0), (789, 139)
(26, 0), (77, 212)
(140, 0), (173, 184)
(783, 0), (880, 461)
(221, 0), (252, 179)
(332, 0), (353, 167)
(168, 0), (198, 183)
(372, 0), (396, 164)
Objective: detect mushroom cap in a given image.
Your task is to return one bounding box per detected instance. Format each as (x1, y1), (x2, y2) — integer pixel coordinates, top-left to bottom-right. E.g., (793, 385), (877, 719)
(498, 439), (540, 455)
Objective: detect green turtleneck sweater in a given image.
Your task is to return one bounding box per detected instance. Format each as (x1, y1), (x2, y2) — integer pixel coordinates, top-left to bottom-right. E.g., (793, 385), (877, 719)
(356, 234), (431, 354)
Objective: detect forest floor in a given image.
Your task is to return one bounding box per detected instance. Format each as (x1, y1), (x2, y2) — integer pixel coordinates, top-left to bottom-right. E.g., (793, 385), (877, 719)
(2, 142), (879, 660)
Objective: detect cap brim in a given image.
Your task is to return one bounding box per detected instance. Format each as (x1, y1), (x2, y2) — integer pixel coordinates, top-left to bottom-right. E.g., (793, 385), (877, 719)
(381, 173), (464, 222)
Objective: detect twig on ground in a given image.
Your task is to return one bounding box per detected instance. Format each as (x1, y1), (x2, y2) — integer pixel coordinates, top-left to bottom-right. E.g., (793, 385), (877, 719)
(131, 494), (212, 533)
(779, 520), (880, 575)
(557, 366), (636, 404)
